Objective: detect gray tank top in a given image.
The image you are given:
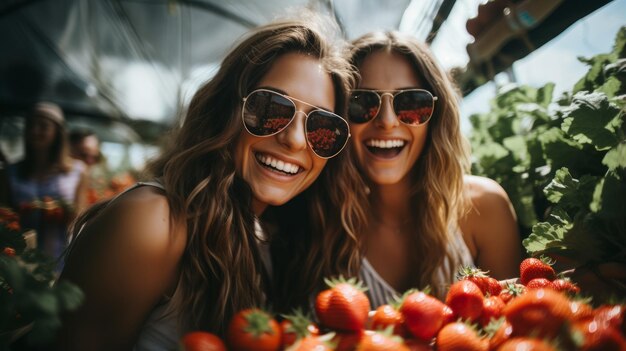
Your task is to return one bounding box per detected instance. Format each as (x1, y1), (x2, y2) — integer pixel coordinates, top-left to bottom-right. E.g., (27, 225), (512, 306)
(359, 226), (475, 307)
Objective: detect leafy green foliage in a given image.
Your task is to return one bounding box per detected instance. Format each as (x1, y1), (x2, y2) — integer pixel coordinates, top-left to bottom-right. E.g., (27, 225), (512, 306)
(469, 26), (626, 267)
(0, 208), (84, 348)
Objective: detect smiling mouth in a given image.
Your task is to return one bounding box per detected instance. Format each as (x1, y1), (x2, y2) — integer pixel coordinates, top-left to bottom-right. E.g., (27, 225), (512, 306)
(365, 139), (406, 158)
(255, 153), (302, 176)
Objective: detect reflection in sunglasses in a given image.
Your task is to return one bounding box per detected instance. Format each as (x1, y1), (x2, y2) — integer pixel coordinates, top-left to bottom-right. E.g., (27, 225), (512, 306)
(307, 128), (337, 153)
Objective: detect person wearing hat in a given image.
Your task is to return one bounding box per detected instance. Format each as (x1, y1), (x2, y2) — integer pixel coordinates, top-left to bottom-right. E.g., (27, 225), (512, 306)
(4, 102), (88, 263)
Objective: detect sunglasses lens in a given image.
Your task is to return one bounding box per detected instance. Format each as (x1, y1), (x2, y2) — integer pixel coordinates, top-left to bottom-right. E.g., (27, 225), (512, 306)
(306, 111), (350, 158)
(348, 91), (380, 123)
(393, 90), (434, 126)
(243, 90), (295, 136)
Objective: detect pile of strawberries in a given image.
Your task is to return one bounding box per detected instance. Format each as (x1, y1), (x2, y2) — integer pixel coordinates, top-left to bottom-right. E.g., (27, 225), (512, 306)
(180, 259), (626, 350)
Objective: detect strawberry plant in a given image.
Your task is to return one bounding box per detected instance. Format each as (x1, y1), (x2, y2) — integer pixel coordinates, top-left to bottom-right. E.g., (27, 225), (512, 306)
(0, 207), (84, 348)
(469, 26), (626, 298)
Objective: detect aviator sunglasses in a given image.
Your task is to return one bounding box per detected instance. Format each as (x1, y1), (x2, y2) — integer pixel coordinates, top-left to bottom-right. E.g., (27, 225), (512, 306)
(348, 89), (437, 126)
(242, 88), (350, 159)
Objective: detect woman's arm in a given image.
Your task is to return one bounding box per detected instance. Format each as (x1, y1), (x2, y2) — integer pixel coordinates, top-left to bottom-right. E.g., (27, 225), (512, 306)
(56, 186), (186, 351)
(459, 175), (523, 280)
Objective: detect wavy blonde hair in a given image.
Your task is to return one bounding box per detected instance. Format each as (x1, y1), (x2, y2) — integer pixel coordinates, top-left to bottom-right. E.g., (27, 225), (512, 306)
(349, 31), (471, 298)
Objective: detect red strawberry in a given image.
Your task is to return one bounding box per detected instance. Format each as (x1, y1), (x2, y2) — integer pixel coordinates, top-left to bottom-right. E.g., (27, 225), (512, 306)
(355, 329), (409, 351)
(445, 280), (484, 322)
(280, 310), (319, 349)
(435, 322), (488, 351)
(519, 257), (556, 285)
(594, 304), (625, 334)
(479, 296), (505, 327)
(442, 305), (456, 325)
(331, 330), (364, 351)
(399, 290), (447, 342)
(502, 288), (573, 339)
(571, 318), (626, 351)
(315, 277), (370, 332)
(569, 299), (594, 322)
(552, 278), (580, 294)
(226, 308), (281, 351)
(525, 278), (554, 290)
(498, 283), (525, 304)
(180, 331), (227, 351)
(458, 267), (502, 296)
(497, 337), (556, 351)
(287, 335), (333, 351)
(485, 319), (513, 350)
(371, 304), (406, 336)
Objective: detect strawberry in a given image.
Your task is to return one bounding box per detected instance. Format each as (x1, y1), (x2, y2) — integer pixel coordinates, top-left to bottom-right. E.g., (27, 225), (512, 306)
(445, 280), (484, 322)
(552, 278), (580, 294)
(287, 335), (334, 351)
(442, 304), (456, 325)
(399, 290), (447, 342)
(403, 339), (433, 351)
(315, 277), (370, 332)
(519, 257), (556, 285)
(498, 283), (525, 304)
(568, 299), (594, 322)
(571, 318), (626, 351)
(457, 267), (502, 296)
(525, 278), (554, 290)
(484, 318), (513, 350)
(280, 309), (319, 349)
(435, 322), (488, 351)
(226, 308), (281, 351)
(497, 337), (557, 351)
(371, 304), (406, 336)
(355, 328), (409, 351)
(331, 330), (364, 351)
(180, 331), (227, 351)
(479, 296), (505, 327)
(502, 288), (573, 339)
(594, 304), (625, 334)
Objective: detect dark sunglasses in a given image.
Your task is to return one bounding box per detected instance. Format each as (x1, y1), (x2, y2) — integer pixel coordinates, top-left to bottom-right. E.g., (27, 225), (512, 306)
(348, 89), (437, 126)
(242, 89), (350, 159)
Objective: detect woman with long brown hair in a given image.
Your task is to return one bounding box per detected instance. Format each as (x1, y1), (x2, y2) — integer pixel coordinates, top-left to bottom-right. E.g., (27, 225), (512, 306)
(346, 31), (523, 305)
(55, 12), (361, 350)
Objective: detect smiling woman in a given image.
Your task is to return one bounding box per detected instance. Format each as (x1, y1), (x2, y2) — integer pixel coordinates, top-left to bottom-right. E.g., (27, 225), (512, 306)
(53, 10), (362, 351)
(345, 31), (523, 305)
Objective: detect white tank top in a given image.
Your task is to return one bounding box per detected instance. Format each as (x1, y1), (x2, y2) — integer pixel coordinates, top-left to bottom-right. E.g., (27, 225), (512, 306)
(359, 226), (474, 308)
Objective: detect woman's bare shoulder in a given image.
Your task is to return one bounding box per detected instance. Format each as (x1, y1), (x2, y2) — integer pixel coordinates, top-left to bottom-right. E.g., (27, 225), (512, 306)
(463, 174), (509, 203)
(58, 185), (188, 349)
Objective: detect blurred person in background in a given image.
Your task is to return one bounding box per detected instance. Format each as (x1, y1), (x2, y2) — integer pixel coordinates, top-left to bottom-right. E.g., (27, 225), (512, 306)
(3, 102), (88, 261)
(69, 128), (114, 204)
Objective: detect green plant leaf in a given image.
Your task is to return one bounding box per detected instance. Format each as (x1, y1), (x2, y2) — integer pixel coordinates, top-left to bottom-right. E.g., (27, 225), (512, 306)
(560, 91), (621, 150)
(590, 171), (626, 219)
(602, 142), (626, 170)
(536, 83), (555, 107)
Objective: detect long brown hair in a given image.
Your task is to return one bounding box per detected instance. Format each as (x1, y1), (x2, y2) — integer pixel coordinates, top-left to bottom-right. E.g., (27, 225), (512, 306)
(349, 31), (471, 298)
(70, 11), (360, 334)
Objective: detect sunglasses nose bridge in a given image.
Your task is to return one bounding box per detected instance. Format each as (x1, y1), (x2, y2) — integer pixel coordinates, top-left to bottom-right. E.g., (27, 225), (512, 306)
(375, 93), (400, 128)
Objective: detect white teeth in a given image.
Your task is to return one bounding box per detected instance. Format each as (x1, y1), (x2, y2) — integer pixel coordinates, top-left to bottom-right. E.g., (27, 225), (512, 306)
(256, 154), (300, 174)
(366, 139), (405, 148)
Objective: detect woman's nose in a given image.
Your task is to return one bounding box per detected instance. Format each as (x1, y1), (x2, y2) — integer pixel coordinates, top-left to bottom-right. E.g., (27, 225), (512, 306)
(374, 95), (399, 130)
(276, 111), (308, 152)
